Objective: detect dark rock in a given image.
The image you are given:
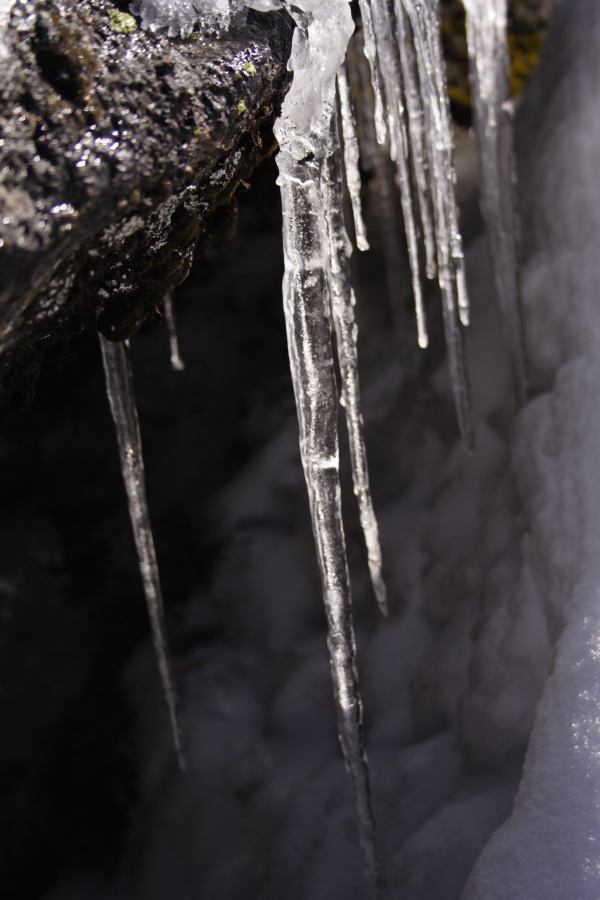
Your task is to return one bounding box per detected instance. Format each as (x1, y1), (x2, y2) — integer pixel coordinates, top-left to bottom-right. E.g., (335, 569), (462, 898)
(0, 0), (293, 393)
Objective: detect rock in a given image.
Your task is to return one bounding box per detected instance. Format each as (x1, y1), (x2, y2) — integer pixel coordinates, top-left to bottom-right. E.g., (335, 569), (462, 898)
(0, 0), (292, 393)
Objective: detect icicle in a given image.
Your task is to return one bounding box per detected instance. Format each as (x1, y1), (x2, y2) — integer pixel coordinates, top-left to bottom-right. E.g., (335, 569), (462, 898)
(355, 0), (388, 146)
(272, 1), (379, 891)
(163, 292), (186, 372)
(369, 0), (429, 350)
(463, 0), (528, 398)
(278, 148), (379, 896)
(401, 0), (473, 446)
(394, 0), (436, 281)
(322, 118), (387, 616)
(337, 63), (370, 253)
(99, 335), (186, 771)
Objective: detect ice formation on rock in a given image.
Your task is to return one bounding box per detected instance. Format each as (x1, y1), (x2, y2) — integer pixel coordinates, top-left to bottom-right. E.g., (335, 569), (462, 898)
(132, 0), (232, 35)
(99, 336), (186, 771)
(130, 0), (504, 888)
(464, 0), (528, 397)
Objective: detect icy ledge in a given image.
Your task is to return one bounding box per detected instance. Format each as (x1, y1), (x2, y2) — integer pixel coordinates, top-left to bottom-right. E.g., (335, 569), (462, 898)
(463, 1), (600, 896)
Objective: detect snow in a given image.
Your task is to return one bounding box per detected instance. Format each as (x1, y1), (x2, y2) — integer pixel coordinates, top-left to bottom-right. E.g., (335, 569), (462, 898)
(463, 1), (600, 895)
(0, 0), (15, 58)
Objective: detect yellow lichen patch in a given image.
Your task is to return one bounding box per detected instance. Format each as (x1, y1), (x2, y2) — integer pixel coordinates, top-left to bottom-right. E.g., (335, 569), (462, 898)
(440, 0), (551, 118)
(242, 61), (257, 77)
(508, 30), (548, 96)
(109, 9), (138, 35)
(237, 99), (248, 115)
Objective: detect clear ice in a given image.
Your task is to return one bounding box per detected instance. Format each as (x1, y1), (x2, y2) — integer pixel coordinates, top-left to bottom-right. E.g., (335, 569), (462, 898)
(337, 63), (370, 253)
(322, 118), (387, 616)
(464, 0), (528, 397)
(273, 1), (380, 891)
(401, 0), (473, 447)
(370, 0), (429, 351)
(99, 335), (186, 771)
(163, 292), (186, 372)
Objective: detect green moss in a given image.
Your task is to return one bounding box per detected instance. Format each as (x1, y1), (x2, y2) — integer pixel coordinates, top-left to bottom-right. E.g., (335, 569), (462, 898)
(109, 9), (138, 35)
(237, 99), (248, 115)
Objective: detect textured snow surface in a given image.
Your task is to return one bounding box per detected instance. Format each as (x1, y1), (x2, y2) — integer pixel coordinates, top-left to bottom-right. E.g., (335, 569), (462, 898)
(463, 1), (600, 896)
(0, 0), (15, 57)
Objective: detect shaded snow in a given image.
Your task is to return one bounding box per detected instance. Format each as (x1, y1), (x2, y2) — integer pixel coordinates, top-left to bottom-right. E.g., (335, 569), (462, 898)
(463, 1), (600, 896)
(0, 0), (15, 58)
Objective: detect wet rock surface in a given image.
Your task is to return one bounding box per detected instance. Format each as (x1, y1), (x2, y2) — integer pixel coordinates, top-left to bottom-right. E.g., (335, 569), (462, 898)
(0, 0), (292, 394)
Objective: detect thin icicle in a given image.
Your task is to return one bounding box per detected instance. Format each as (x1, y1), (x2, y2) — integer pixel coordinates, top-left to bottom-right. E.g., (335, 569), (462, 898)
(337, 63), (370, 253)
(369, 0), (429, 349)
(394, 0), (436, 281)
(356, 0), (388, 146)
(278, 149), (379, 896)
(401, 0), (473, 446)
(272, 1), (380, 891)
(421, 0), (470, 329)
(163, 292), (186, 372)
(464, 0), (528, 398)
(99, 335), (186, 771)
(322, 118), (387, 616)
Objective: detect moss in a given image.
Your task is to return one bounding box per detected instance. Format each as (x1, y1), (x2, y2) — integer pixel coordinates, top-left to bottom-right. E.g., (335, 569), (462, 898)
(237, 99), (248, 115)
(109, 9), (138, 35)
(242, 61), (257, 77)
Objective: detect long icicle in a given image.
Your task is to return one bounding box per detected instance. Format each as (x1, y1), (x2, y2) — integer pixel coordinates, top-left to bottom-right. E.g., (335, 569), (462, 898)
(356, 0), (388, 146)
(463, 0), (528, 398)
(394, 0), (437, 281)
(401, 0), (473, 447)
(347, 30), (412, 357)
(337, 62), (370, 253)
(422, 0), (470, 330)
(163, 291), (186, 372)
(278, 149), (380, 895)
(370, 0), (429, 350)
(272, 1), (379, 889)
(322, 117), (387, 617)
(99, 335), (186, 771)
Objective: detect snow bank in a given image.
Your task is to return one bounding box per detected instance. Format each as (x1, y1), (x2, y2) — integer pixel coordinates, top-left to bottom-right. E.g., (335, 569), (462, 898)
(463, 1), (600, 896)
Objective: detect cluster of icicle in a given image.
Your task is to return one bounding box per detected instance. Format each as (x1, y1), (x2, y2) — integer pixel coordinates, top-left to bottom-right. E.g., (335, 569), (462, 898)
(99, 1), (523, 895)
(463, 0), (527, 397)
